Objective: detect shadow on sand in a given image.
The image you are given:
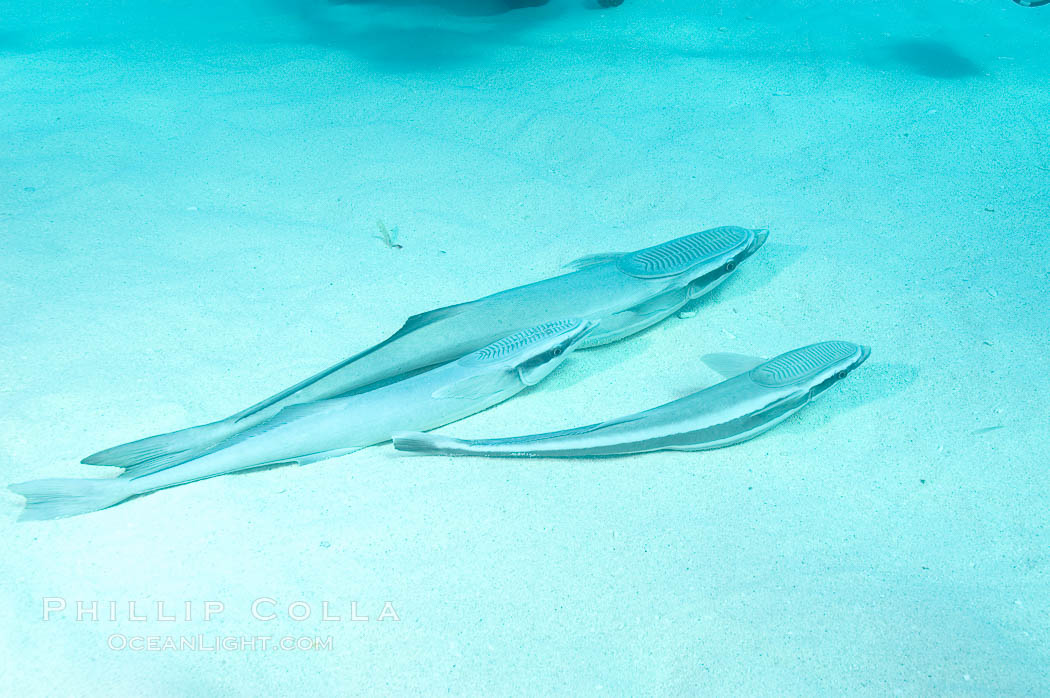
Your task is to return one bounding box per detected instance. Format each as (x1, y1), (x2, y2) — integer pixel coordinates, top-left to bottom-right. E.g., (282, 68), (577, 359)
(675, 34), (982, 82)
(776, 360), (919, 437)
(881, 38), (982, 79)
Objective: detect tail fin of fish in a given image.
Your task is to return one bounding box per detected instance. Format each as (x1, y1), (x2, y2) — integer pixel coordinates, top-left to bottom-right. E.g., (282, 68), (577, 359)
(81, 420), (234, 478)
(392, 432), (469, 455)
(9, 478), (137, 521)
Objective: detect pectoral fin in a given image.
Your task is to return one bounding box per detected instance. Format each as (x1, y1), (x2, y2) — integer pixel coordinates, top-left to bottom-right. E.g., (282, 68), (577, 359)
(626, 291), (688, 318)
(579, 289), (690, 349)
(702, 352), (766, 378)
(432, 372), (509, 400)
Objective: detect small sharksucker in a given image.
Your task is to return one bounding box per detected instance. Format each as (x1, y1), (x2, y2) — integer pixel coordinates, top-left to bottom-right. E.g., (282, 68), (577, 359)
(459, 319), (583, 365)
(617, 226), (751, 279)
(393, 340), (869, 459)
(749, 341), (860, 388)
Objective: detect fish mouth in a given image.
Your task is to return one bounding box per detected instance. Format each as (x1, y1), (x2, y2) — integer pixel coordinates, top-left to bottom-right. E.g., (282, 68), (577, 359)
(857, 345), (872, 365)
(749, 228), (769, 254)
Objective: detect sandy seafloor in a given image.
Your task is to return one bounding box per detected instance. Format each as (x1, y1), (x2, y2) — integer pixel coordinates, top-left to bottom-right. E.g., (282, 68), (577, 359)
(1, 0), (1048, 694)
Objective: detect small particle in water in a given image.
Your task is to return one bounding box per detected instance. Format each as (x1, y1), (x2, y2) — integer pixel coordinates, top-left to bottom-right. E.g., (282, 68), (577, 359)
(319, 541), (330, 548)
(920, 479), (925, 484)
(23, 186), (35, 192)
(972, 425), (1004, 435)
(375, 219), (403, 250)
(984, 206), (995, 212)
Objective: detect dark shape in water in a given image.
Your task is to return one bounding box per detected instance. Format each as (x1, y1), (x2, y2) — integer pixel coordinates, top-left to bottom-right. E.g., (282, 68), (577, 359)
(887, 39), (981, 79)
(330, 0), (547, 15)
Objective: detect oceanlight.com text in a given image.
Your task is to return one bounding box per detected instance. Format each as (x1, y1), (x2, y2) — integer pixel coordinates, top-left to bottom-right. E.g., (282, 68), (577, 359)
(107, 634), (334, 652)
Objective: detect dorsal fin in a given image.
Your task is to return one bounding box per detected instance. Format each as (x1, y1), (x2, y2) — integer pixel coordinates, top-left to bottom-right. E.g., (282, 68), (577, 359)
(231, 302), (472, 423)
(702, 352), (765, 379)
(563, 252), (624, 270)
(390, 303), (469, 338)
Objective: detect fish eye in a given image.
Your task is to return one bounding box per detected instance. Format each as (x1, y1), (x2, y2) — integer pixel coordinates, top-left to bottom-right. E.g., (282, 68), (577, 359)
(836, 370), (848, 380)
(552, 347), (563, 357)
(725, 260), (736, 272)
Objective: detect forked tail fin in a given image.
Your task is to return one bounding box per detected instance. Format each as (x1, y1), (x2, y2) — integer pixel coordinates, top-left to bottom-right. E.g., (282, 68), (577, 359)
(81, 420), (234, 478)
(9, 478), (137, 521)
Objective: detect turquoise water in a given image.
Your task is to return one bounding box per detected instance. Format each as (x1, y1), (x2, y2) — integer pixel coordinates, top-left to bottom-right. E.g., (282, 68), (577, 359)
(2, 1), (1048, 694)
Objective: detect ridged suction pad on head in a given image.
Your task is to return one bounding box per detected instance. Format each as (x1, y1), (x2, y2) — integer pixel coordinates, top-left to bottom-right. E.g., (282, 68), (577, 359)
(617, 226), (751, 279)
(749, 341), (859, 387)
(463, 319), (582, 365)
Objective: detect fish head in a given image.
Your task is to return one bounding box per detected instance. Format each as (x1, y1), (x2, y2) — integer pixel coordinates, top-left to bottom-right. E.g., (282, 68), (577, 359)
(684, 227), (769, 299)
(514, 318), (597, 385)
(615, 226), (768, 299)
(749, 341), (870, 400)
(459, 318), (596, 387)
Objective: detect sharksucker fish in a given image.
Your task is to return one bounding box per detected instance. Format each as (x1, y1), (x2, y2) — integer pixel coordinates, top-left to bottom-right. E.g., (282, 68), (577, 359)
(11, 319), (595, 520)
(82, 226), (768, 476)
(392, 341), (870, 458)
